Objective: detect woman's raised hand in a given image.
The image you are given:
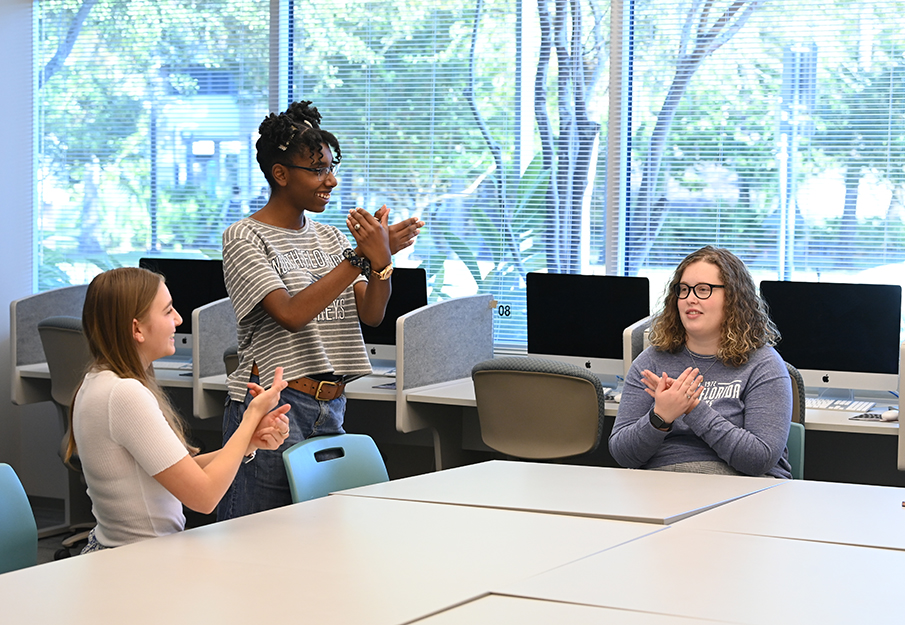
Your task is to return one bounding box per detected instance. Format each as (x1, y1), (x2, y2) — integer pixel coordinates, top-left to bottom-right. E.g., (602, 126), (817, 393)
(642, 366), (703, 421)
(373, 205), (424, 254)
(250, 410), (290, 451)
(243, 366), (289, 428)
(346, 207), (391, 267)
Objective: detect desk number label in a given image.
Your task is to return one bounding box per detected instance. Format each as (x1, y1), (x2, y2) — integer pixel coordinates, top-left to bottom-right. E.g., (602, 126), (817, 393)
(497, 304), (511, 317)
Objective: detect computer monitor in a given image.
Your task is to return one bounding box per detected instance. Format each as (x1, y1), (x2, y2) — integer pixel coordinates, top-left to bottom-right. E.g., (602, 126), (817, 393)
(899, 343), (905, 471)
(759, 280), (902, 394)
(527, 272), (650, 382)
(138, 257), (229, 359)
(360, 267), (428, 362)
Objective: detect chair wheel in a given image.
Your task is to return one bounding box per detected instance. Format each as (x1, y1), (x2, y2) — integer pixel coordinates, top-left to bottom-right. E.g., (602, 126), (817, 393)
(53, 547), (72, 560)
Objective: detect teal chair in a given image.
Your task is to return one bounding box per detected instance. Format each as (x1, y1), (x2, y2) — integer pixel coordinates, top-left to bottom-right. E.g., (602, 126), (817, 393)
(785, 361), (806, 479)
(787, 422), (805, 480)
(282, 434), (389, 503)
(0, 463), (38, 574)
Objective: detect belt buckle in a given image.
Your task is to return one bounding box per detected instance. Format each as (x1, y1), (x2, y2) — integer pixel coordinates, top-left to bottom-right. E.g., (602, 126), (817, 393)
(314, 379), (337, 401)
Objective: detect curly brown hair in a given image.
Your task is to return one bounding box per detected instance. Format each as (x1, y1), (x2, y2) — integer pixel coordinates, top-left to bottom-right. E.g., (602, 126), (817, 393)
(256, 100), (342, 187)
(648, 246), (780, 367)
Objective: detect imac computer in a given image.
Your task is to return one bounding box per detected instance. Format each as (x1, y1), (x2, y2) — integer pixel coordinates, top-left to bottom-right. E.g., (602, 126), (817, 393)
(899, 342), (905, 471)
(759, 280), (902, 395)
(360, 267), (428, 364)
(138, 257), (229, 361)
(527, 272), (650, 385)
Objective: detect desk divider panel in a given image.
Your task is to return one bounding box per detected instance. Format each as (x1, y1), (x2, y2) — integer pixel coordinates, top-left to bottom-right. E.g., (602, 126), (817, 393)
(395, 294), (494, 434)
(192, 297), (237, 419)
(621, 314), (653, 379)
(10, 284), (88, 405)
(898, 342), (905, 472)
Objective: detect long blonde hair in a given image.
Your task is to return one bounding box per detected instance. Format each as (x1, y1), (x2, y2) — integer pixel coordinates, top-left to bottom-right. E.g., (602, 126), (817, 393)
(64, 267), (197, 463)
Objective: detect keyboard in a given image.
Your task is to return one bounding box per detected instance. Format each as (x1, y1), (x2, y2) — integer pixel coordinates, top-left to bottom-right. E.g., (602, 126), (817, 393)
(154, 359), (192, 371)
(849, 412), (883, 421)
(804, 397), (875, 412)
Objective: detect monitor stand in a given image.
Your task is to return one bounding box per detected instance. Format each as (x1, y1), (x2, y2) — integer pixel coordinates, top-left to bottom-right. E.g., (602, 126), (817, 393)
(810, 387), (856, 402)
(369, 357), (396, 377)
(155, 340), (192, 370)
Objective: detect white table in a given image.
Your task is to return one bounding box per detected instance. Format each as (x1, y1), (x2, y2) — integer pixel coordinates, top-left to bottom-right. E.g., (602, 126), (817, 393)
(404, 377), (479, 407)
(0, 493), (664, 625)
(340, 460), (786, 524)
(499, 526), (905, 624)
(678, 478), (905, 551)
(409, 594), (736, 624)
(806, 407), (899, 435)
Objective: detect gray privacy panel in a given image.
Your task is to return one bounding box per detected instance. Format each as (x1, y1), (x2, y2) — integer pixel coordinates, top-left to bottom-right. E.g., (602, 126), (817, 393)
(398, 294), (494, 390)
(193, 298), (237, 378)
(12, 285), (88, 366)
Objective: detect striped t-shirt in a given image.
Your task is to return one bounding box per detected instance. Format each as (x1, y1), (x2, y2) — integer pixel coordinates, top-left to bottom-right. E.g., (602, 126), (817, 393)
(222, 216), (372, 401)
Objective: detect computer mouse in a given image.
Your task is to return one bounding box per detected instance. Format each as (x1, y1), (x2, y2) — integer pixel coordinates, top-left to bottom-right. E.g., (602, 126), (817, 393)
(880, 409), (899, 422)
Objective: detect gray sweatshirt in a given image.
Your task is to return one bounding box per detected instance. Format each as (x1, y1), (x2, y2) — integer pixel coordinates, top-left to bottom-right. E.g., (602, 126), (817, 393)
(609, 344), (792, 479)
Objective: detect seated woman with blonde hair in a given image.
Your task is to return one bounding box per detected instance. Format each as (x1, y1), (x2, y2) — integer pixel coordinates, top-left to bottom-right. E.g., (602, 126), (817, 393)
(68, 267), (291, 552)
(609, 246), (792, 478)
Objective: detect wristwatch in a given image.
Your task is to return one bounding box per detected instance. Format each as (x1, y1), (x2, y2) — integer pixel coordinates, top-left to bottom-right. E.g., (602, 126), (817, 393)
(342, 248), (372, 277)
(648, 409), (672, 431)
(372, 263), (394, 281)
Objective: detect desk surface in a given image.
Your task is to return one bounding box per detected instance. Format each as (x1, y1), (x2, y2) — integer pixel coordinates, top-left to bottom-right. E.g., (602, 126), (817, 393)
(18, 362), (195, 389)
(198, 372), (396, 400)
(0, 494), (663, 625)
(340, 460), (785, 524)
(411, 594), (735, 625)
(678, 478), (905, 551)
(404, 377), (478, 407)
(19, 361), (900, 435)
(500, 526), (905, 625)
(805, 407), (899, 435)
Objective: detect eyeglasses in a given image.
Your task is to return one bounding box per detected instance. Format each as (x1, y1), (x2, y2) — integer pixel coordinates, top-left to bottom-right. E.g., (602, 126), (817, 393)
(674, 282), (725, 300)
(282, 162), (340, 180)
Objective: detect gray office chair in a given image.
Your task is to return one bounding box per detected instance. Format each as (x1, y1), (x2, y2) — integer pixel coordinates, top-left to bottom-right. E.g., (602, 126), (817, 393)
(471, 356), (607, 459)
(223, 345), (239, 376)
(0, 463), (38, 574)
(785, 361), (806, 479)
(37, 316), (95, 557)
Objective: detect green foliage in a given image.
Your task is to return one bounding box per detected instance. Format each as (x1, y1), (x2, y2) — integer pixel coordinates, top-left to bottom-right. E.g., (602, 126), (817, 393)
(434, 155), (551, 294)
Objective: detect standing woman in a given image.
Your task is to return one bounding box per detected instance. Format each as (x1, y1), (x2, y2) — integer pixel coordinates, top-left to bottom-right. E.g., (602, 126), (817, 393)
(609, 246), (793, 478)
(218, 101), (423, 519)
(68, 267), (290, 551)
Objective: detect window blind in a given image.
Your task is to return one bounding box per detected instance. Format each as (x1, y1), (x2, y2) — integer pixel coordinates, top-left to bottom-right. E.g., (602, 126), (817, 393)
(37, 0), (270, 287)
(622, 1), (905, 312)
(35, 0), (905, 347)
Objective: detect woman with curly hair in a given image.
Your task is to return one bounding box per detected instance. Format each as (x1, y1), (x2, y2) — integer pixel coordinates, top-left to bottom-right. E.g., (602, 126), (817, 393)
(609, 246), (793, 478)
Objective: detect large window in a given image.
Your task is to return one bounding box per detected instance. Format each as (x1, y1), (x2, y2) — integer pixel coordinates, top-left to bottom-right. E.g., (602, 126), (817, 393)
(36, 0), (905, 345)
(623, 0), (905, 308)
(37, 0), (270, 286)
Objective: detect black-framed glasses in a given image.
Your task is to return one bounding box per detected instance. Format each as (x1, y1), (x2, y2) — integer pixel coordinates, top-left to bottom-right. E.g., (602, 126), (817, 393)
(282, 162), (340, 180)
(674, 282), (725, 300)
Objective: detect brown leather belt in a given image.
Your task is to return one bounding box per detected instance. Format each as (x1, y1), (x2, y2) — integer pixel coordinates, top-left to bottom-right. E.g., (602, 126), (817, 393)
(251, 364), (346, 401)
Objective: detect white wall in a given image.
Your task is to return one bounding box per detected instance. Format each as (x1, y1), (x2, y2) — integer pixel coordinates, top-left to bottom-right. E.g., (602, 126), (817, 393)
(0, 0), (68, 498)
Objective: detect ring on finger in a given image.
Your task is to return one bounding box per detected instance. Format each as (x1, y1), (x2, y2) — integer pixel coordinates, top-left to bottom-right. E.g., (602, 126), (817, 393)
(354, 223), (361, 231)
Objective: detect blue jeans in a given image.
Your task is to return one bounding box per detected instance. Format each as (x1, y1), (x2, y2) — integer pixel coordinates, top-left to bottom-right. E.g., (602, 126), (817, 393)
(216, 375), (345, 520)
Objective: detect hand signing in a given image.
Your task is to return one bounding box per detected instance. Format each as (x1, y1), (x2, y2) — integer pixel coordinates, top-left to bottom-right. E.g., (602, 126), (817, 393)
(641, 366), (702, 424)
(373, 205), (424, 254)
